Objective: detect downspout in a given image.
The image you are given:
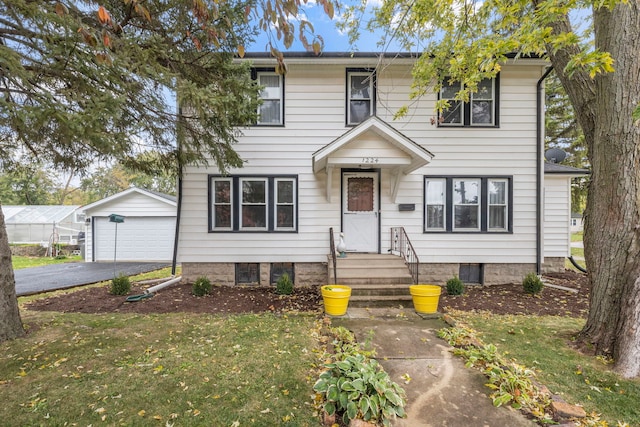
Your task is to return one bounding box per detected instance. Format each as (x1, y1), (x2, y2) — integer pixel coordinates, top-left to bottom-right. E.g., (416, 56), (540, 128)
(536, 66), (554, 274)
(171, 170), (182, 276)
(171, 104), (184, 277)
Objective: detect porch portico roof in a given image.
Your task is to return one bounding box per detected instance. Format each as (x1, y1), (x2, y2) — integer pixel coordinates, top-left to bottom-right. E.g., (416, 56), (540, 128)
(312, 116), (434, 202)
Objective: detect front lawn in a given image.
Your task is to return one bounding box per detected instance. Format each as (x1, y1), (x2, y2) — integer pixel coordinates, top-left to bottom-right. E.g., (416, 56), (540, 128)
(457, 312), (640, 425)
(12, 255), (81, 270)
(0, 311), (320, 426)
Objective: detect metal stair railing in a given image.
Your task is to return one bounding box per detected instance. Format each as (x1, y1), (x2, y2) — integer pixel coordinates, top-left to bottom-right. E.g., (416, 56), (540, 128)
(329, 227), (338, 284)
(390, 227), (419, 284)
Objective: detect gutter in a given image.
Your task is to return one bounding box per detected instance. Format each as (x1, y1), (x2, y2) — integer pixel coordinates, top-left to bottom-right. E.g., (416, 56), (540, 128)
(536, 66), (554, 274)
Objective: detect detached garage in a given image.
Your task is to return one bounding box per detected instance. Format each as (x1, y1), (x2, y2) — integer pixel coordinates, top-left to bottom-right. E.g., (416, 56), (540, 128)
(81, 188), (177, 262)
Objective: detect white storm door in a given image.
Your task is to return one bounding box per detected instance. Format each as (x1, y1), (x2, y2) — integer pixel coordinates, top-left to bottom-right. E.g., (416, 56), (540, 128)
(342, 172), (379, 252)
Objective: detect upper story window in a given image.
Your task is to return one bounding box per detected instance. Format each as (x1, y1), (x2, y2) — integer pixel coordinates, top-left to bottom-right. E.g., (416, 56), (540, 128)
(209, 175), (297, 232)
(424, 176), (511, 233)
(254, 69), (284, 126)
(347, 69), (376, 126)
(439, 76), (499, 127)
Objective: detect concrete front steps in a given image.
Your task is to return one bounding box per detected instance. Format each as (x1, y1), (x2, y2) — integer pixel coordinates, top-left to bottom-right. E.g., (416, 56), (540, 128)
(329, 253), (414, 308)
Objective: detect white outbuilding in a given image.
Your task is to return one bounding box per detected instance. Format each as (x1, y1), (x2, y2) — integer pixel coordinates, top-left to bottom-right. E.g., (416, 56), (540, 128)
(81, 188), (177, 262)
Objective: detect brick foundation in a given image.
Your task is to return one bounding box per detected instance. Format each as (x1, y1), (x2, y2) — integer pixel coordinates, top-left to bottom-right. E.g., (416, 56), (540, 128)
(419, 262), (538, 285)
(181, 262), (326, 287)
(542, 257), (566, 274)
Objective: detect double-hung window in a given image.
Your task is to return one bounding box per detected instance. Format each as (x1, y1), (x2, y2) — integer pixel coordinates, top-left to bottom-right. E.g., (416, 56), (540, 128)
(439, 76), (499, 127)
(254, 69), (284, 125)
(347, 69), (376, 126)
(209, 175), (297, 232)
(424, 176), (511, 233)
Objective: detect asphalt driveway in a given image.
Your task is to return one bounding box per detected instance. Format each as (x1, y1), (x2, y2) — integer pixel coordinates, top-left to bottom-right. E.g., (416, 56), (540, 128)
(15, 262), (170, 296)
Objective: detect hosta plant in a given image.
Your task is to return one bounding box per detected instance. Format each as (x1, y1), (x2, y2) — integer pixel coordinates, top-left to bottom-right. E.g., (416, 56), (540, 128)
(313, 353), (406, 426)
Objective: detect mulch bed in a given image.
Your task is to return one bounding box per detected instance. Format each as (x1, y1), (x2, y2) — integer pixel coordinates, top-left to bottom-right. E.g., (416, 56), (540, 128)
(23, 270), (589, 317)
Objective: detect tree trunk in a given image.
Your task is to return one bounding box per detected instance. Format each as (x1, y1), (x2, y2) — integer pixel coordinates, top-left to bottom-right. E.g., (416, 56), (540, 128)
(579, 1), (640, 378)
(0, 203), (26, 342)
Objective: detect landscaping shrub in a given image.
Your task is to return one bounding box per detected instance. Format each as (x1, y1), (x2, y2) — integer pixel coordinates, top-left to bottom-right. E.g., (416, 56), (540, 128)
(192, 276), (212, 297)
(314, 326), (406, 426)
(110, 274), (131, 295)
(275, 273), (294, 295)
(446, 276), (465, 295)
(522, 273), (544, 295)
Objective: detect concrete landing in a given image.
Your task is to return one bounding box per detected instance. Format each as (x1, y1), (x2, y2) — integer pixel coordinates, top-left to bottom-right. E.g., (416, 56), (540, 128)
(331, 308), (536, 427)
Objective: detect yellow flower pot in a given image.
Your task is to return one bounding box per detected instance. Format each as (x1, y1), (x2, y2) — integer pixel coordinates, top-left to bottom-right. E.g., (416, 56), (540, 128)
(321, 285), (351, 316)
(409, 284), (442, 314)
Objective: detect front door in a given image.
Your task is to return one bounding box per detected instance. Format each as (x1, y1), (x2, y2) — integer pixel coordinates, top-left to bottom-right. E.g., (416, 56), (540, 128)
(342, 171), (379, 252)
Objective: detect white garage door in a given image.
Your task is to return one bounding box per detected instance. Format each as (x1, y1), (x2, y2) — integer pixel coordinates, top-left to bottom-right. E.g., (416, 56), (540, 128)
(94, 217), (175, 262)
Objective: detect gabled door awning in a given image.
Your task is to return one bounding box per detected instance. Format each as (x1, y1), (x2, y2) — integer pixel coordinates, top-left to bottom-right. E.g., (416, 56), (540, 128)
(312, 116), (433, 202)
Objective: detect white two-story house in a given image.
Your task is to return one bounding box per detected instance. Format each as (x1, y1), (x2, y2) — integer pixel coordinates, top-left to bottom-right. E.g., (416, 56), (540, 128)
(176, 52), (585, 287)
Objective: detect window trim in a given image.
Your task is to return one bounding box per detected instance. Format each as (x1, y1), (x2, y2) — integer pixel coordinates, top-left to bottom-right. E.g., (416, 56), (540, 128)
(346, 68), (376, 126)
(438, 75), (500, 127)
(487, 178), (509, 232)
(274, 177), (297, 231)
(424, 176), (513, 233)
(252, 68), (285, 127)
(240, 177), (269, 231)
(452, 178), (481, 232)
(208, 175), (298, 233)
(211, 177), (234, 231)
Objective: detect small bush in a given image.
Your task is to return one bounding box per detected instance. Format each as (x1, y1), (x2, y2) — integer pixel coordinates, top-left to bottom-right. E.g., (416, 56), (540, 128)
(522, 273), (544, 295)
(446, 276), (465, 295)
(275, 273), (294, 295)
(192, 276), (212, 297)
(110, 274), (131, 296)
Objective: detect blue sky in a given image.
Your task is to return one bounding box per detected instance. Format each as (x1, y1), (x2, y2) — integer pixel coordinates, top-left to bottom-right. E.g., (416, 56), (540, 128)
(248, 2), (398, 53)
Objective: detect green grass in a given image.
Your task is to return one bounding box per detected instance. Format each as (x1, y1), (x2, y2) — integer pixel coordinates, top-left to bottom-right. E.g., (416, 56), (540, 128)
(571, 231), (584, 242)
(457, 313), (640, 425)
(12, 255), (81, 270)
(1, 311), (320, 426)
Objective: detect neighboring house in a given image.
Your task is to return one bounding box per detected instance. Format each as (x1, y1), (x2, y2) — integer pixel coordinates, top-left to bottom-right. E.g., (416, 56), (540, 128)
(2, 205), (83, 245)
(543, 163), (589, 262)
(81, 187), (177, 262)
(177, 52), (586, 286)
(570, 212), (584, 233)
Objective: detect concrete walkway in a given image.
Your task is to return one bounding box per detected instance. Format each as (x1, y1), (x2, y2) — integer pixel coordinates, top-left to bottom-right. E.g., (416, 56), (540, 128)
(332, 308), (536, 427)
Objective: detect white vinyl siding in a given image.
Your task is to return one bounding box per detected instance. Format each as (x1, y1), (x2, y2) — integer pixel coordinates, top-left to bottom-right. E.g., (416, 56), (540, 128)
(543, 176), (572, 258)
(178, 61), (544, 265)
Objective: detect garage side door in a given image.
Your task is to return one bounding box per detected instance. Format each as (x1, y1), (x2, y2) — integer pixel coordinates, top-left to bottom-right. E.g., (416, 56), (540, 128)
(94, 217), (175, 262)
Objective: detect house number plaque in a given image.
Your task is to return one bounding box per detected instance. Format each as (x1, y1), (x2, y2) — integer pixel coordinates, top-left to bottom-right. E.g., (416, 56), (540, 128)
(361, 157), (379, 163)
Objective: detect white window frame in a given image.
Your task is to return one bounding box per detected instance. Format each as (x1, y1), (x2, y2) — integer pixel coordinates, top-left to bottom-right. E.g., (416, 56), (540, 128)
(256, 71), (283, 125)
(470, 78), (496, 126)
(453, 178), (481, 231)
(240, 178), (269, 230)
(274, 178), (296, 231)
(425, 178), (447, 231)
(439, 80), (464, 125)
(211, 177), (233, 231)
(439, 77), (498, 127)
(487, 178), (508, 231)
(347, 71), (374, 126)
